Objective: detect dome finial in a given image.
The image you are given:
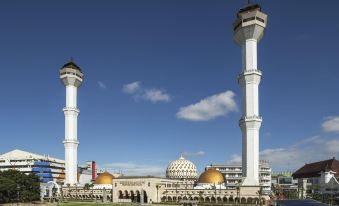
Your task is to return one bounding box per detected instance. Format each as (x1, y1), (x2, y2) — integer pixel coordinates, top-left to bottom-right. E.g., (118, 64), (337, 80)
(179, 153), (185, 160)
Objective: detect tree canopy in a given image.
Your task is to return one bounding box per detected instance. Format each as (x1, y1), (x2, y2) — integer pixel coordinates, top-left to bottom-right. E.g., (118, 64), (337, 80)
(0, 170), (40, 203)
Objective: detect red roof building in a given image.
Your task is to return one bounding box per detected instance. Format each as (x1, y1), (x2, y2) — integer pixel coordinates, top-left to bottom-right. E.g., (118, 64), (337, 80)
(292, 158), (339, 179)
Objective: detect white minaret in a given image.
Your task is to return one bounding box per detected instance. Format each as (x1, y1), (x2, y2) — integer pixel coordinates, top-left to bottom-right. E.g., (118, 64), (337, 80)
(60, 61), (84, 185)
(233, 4), (267, 186)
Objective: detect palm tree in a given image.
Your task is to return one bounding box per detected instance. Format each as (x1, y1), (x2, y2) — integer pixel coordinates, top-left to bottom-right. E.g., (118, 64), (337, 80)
(256, 186), (263, 206)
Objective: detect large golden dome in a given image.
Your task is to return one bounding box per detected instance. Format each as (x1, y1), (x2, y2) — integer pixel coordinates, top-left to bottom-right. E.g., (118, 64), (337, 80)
(94, 171), (114, 185)
(198, 168), (225, 184)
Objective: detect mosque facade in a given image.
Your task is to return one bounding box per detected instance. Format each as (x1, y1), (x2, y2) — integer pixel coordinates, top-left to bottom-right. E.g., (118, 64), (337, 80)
(60, 155), (270, 205)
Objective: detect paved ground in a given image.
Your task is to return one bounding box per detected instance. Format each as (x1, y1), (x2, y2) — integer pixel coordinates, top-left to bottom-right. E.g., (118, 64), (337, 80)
(275, 199), (329, 206)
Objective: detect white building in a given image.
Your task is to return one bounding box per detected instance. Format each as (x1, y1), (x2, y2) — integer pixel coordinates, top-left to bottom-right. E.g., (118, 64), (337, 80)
(0, 149), (65, 183)
(206, 162), (272, 192)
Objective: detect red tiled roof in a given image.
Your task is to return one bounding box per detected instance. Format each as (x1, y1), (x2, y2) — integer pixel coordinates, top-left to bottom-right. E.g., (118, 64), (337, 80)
(292, 158), (339, 179)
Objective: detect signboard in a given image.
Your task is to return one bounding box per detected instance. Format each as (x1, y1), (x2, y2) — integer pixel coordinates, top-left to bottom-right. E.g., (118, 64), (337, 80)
(120, 181), (144, 186)
(278, 177), (293, 185)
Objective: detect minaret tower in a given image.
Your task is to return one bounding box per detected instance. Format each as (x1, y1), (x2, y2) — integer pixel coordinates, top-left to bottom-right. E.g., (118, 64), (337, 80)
(233, 4), (267, 186)
(60, 61), (84, 185)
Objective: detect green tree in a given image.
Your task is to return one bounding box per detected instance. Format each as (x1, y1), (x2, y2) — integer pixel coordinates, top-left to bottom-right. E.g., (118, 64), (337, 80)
(0, 170), (40, 203)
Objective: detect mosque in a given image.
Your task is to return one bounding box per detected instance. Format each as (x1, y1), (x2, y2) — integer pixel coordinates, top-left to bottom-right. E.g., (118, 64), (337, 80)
(61, 155), (268, 204)
(57, 2), (270, 205)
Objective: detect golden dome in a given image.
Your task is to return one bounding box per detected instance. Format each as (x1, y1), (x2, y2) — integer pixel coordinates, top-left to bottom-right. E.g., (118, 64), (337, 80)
(94, 171), (114, 185)
(198, 168), (225, 184)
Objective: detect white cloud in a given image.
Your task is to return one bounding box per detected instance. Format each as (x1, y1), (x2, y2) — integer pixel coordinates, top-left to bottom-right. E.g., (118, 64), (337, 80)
(122, 81), (141, 94)
(176, 91), (237, 121)
(182, 151), (206, 157)
(227, 154), (242, 164)
(103, 162), (166, 176)
(97, 81), (107, 89)
(143, 89), (171, 103)
(322, 116), (339, 133)
(226, 136), (339, 172)
(122, 81), (171, 103)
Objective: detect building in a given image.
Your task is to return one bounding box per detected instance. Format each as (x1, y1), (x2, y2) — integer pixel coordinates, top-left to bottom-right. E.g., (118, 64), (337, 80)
(63, 171), (268, 204)
(0, 149), (65, 183)
(61, 155), (269, 205)
(78, 161), (96, 185)
(60, 60), (84, 186)
(233, 3), (267, 186)
(292, 157), (339, 196)
(206, 162), (272, 192)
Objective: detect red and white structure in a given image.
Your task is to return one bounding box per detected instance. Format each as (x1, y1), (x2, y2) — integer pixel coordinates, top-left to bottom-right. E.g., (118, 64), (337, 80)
(233, 4), (267, 186)
(60, 61), (84, 185)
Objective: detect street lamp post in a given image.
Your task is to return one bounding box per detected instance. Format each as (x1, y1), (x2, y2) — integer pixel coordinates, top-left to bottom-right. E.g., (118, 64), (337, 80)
(60, 185), (63, 203)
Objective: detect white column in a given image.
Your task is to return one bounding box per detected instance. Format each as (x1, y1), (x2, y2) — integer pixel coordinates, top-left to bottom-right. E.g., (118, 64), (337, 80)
(242, 39), (257, 71)
(63, 85), (79, 185)
(66, 85), (77, 108)
(239, 38), (261, 186)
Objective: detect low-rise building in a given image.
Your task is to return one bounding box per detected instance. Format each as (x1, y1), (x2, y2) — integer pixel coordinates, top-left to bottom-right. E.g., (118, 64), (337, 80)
(292, 157), (339, 197)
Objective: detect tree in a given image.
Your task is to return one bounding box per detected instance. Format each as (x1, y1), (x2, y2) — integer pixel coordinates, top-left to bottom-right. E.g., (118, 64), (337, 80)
(256, 186), (263, 206)
(0, 170), (40, 203)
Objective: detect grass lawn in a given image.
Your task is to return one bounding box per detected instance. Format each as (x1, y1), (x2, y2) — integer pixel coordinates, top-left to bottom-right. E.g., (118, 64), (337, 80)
(60, 203), (127, 206)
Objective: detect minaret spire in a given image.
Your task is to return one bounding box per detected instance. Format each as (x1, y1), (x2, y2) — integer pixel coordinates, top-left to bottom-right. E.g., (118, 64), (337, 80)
(60, 60), (84, 185)
(233, 3), (267, 186)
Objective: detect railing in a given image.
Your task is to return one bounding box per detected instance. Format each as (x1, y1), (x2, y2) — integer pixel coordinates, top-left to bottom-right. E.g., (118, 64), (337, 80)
(239, 116), (262, 121)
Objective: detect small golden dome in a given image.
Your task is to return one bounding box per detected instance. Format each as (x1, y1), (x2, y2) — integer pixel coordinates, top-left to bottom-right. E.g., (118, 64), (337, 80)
(94, 171), (114, 185)
(198, 168), (225, 184)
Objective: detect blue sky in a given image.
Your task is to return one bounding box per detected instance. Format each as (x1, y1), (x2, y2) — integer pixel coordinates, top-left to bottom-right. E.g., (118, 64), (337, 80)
(0, 0), (339, 175)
